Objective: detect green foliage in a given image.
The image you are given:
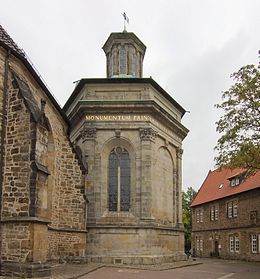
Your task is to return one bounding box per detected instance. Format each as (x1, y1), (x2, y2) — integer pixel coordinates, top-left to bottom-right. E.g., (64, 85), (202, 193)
(182, 187), (197, 251)
(215, 60), (260, 174)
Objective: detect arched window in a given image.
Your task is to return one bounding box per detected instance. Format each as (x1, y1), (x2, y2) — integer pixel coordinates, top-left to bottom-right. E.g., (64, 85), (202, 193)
(108, 147), (130, 211)
(119, 46), (127, 75)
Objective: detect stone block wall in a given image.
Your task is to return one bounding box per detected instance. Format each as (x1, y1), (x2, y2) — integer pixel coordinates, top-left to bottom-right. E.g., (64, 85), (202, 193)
(48, 230), (86, 261)
(1, 222), (31, 262)
(67, 81), (187, 263)
(87, 227), (185, 264)
(192, 188), (260, 261)
(0, 47), (87, 275)
(1, 87), (31, 218)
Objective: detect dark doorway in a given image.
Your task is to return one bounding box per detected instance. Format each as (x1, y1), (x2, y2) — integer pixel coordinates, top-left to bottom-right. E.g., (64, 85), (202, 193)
(214, 240), (219, 257)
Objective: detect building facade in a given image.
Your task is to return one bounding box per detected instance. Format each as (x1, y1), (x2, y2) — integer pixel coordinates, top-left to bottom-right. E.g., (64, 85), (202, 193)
(191, 168), (260, 261)
(0, 26), (189, 276)
(64, 32), (189, 264)
(0, 25), (87, 277)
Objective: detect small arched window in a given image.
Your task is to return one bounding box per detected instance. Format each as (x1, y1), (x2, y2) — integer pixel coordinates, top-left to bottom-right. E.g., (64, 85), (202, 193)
(108, 147), (130, 211)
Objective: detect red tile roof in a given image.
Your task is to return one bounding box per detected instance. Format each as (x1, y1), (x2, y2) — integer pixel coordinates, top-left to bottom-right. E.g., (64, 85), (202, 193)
(191, 168), (260, 207)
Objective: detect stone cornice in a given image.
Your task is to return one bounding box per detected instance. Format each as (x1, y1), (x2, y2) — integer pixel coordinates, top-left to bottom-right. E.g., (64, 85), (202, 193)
(68, 101), (188, 140)
(48, 226), (87, 233)
(0, 216), (50, 224)
(63, 78), (186, 118)
(192, 223), (260, 233)
(87, 223), (184, 232)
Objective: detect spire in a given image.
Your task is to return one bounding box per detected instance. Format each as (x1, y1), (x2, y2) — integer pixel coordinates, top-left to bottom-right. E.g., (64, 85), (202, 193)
(103, 32), (146, 78)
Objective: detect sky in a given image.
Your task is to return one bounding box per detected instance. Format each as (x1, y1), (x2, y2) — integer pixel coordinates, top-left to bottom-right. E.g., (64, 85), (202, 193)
(1, 0), (259, 191)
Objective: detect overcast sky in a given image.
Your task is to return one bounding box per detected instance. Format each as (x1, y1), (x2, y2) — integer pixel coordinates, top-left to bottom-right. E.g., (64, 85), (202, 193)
(1, 0), (259, 191)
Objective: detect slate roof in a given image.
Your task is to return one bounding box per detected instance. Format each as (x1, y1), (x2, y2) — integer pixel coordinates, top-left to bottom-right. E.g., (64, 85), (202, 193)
(191, 168), (260, 207)
(0, 24), (69, 125)
(0, 24), (25, 57)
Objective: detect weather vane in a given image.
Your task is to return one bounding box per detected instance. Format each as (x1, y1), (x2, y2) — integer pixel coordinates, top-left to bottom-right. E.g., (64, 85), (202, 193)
(122, 12), (129, 32)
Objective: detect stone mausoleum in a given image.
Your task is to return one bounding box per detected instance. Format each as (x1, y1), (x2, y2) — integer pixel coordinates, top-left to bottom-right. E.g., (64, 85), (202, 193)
(0, 25), (188, 277)
(64, 31), (189, 264)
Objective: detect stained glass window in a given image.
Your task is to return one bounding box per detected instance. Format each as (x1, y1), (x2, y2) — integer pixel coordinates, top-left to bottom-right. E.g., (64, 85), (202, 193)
(108, 147), (130, 211)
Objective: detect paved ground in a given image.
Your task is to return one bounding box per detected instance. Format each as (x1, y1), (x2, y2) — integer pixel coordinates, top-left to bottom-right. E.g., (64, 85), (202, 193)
(81, 258), (260, 279)
(1, 258), (260, 279)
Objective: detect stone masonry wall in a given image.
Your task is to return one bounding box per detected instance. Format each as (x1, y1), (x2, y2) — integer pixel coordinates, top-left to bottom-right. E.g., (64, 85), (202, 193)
(0, 49), (87, 269)
(1, 86), (31, 218)
(48, 230), (86, 261)
(0, 48), (6, 151)
(1, 222), (31, 262)
(0, 47), (6, 267)
(192, 188), (260, 261)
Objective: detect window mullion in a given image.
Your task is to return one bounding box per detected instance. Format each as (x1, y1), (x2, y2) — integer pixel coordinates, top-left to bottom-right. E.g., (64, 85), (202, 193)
(117, 165), (121, 212)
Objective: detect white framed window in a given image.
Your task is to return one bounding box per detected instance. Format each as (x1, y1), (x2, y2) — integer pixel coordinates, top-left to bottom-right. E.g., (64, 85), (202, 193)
(196, 238), (200, 251)
(227, 201), (238, 218)
(199, 210), (203, 223)
(230, 177), (240, 187)
(229, 236), (234, 252)
(233, 203), (238, 217)
(215, 207), (219, 220)
(258, 234), (260, 253)
(196, 237), (203, 251)
(230, 179), (236, 187)
(196, 211), (200, 223)
(210, 205), (219, 221)
(235, 236), (239, 253)
(228, 203), (233, 218)
(251, 235), (257, 253)
(196, 209), (203, 223)
(210, 207), (214, 221)
(200, 239), (203, 251)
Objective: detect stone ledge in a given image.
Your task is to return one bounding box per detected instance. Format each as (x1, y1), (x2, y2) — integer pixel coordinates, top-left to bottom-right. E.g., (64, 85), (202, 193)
(0, 216), (50, 224)
(1, 262), (51, 278)
(48, 226), (87, 233)
(87, 253), (187, 265)
(87, 223), (184, 231)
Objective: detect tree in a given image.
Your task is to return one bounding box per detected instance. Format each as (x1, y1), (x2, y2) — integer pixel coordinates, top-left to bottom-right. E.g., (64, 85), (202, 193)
(215, 59), (260, 174)
(182, 187), (197, 252)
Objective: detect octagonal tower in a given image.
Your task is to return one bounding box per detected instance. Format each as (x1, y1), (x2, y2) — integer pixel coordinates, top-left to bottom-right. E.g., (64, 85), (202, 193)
(103, 32), (146, 78)
(64, 31), (189, 264)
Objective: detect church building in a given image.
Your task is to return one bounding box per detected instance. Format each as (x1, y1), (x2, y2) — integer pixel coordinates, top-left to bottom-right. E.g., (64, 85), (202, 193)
(64, 31), (189, 264)
(0, 24), (188, 277)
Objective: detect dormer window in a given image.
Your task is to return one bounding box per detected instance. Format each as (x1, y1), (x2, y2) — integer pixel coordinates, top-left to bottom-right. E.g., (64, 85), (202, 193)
(228, 172), (245, 187)
(230, 177), (240, 187)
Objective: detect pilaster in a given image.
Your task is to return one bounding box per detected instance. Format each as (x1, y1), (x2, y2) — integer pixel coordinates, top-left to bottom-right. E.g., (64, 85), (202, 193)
(139, 128), (157, 219)
(81, 125), (97, 224)
(176, 147), (183, 225)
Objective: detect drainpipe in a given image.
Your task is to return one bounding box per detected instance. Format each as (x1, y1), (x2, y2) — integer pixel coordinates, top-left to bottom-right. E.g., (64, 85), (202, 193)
(0, 48), (11, 271)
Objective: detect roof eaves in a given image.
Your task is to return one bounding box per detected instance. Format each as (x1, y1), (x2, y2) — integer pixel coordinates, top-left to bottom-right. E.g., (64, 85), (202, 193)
(63, 78), (187, 117)
(191, 186), (260, 207)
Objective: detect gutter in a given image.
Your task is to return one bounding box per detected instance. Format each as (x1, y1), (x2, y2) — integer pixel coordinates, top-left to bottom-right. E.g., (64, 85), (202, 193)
(0, 48), (10, 270)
